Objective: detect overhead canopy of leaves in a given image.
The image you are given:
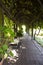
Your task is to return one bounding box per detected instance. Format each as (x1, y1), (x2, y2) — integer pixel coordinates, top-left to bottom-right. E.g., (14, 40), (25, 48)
(0, 0), (43, 27)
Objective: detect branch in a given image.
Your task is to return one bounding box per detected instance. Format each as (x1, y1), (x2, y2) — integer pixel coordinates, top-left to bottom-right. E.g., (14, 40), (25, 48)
(0, 0), (16, 22)
(37, 0), (43, 7)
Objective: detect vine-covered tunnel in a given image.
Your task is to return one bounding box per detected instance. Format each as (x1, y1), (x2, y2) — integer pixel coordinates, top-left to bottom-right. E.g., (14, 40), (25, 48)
(0, 0), (43, 65)
(0, 0), (43, 38)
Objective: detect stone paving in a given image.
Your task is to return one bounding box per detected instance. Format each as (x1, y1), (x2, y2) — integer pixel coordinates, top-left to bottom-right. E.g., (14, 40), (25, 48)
(3, 34), (43, 65)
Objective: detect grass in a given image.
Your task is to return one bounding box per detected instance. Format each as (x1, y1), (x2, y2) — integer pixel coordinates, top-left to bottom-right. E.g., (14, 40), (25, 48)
(35, 35), (43, 47)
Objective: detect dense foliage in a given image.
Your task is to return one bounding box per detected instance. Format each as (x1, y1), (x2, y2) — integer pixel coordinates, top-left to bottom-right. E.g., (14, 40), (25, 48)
(0, 15), (14, 60)
(0, 0), (43, 27)
(17, 28), (23, 37)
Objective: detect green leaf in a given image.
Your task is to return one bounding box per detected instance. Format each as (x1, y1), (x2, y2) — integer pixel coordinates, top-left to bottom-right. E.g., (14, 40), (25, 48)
(9, 51), (14, 56)
(2, 44), (8, 51)
(0, 48), (3, 53)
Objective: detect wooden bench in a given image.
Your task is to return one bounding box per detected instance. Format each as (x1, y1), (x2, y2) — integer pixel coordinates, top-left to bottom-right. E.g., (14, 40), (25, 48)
(9, 38), (22, 49)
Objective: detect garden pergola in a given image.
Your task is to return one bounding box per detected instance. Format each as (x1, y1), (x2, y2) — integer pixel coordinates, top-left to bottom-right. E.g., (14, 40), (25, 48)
(0, 1), (43, 64)
(0, 0), (43, 37)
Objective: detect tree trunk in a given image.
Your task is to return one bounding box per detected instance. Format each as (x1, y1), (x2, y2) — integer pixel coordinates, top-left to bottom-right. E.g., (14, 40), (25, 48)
(34, 30), (36, 40)
(14, 23), (17, 38)
(0, 7), (4, 44)
(31, 23), (33, 37)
